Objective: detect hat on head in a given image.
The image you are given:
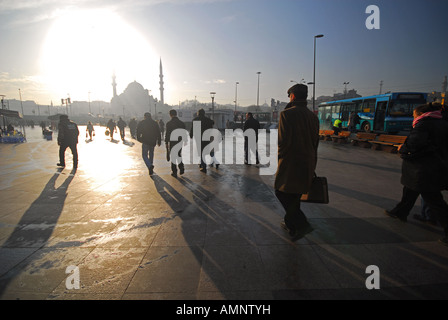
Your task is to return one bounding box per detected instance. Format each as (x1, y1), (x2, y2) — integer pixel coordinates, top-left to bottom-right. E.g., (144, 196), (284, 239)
(287, 84), (308, 99)
(144, 112), (151, 118)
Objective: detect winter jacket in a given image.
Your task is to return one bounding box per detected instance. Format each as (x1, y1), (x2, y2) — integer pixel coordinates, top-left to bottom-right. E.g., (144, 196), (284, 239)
(136, 118), (161, 146)
(400, 114), (448, 192)
(58, 119), (79, 146)
(274, 100), (320, 194)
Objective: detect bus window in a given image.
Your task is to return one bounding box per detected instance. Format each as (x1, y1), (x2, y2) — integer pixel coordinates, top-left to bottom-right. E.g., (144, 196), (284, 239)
(388, 101), (420, 117)
(362, 99), (375, 113)
(340, 103), (351, 121)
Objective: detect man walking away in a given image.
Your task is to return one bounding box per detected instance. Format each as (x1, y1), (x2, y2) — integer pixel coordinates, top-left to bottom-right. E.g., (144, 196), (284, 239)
(190, 109), (214, 173)
(117, 117), (127, 141)
(129, 118), (138, 139)
(244, 112), (261, 165)
(275, 83), (320, 241)
(165, 110), (186, 177)
(57, 114), (79, 170)
(137, 112), (161, 175)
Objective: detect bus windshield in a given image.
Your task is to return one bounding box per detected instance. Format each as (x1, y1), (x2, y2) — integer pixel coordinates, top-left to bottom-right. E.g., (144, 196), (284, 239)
(388, 100), (425, 117)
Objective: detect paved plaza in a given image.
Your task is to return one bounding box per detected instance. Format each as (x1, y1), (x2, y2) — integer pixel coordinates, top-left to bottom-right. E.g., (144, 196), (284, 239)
(1, 126), (448, 300)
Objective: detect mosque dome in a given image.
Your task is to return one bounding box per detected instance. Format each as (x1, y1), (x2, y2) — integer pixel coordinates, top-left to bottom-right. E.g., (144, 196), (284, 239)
(124, 81), (145, 94)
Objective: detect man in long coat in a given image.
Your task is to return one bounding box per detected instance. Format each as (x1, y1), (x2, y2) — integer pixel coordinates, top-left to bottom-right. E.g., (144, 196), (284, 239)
(274, 83), (320, 241)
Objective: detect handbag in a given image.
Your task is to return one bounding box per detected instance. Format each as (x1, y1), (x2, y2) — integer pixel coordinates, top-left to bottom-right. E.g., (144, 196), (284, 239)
(301, 173), (329, 204)
(105, 129), (110, 136)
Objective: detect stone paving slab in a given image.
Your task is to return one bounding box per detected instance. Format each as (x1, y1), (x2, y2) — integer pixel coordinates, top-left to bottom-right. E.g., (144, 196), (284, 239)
(1, 126), (448, 301)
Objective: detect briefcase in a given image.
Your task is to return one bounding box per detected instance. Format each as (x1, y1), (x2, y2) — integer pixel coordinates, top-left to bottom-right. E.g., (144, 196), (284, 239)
(301, 175), (329, 204)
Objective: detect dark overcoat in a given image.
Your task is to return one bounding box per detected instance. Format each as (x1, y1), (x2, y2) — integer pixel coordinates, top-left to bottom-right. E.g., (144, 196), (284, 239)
(274, 100), (320, 194)
(399, 117), (448, 192)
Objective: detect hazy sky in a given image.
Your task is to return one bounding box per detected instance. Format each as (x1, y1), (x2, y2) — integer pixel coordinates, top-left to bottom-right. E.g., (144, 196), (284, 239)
(1, 0), (447, 107)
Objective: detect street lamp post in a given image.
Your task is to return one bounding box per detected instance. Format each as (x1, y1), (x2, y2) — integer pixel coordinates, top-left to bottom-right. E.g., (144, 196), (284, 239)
(88, 91), (91, 115)
(256, 72), (261, 111)
(313, 34), (324, 113)
(234, 82), (239, 114)
(210, 92), (216, 121)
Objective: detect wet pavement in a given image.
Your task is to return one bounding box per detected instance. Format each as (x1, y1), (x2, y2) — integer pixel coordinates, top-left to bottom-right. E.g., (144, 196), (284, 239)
(1, 126), (448, 300)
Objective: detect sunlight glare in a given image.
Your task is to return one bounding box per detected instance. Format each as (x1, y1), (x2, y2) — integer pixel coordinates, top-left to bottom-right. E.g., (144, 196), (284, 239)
(40, 9), (159, 102)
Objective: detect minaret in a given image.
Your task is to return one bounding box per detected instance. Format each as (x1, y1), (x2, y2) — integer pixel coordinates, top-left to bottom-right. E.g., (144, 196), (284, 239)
(159, 58), (164, 105)
(112, 72), (117, 98)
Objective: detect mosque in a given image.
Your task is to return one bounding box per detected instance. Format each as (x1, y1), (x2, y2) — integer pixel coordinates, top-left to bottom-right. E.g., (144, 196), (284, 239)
(110, 58), (166, 119)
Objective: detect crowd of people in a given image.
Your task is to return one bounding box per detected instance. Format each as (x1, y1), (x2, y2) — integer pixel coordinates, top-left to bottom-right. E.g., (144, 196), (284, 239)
(55, 84), (448, 246)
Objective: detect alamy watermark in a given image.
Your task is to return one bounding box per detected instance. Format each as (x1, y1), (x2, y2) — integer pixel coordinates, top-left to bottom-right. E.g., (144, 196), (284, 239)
(168, 124), (278, 176)
(65, 265), (80, 290)
(365, 5), (380, 30)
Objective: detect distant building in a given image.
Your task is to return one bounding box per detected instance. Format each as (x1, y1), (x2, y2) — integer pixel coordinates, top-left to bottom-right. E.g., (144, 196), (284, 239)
(110, 80), (156, 118)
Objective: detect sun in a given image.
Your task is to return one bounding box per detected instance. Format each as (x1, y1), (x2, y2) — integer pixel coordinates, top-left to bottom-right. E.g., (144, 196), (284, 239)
(39, 9), (159, 103)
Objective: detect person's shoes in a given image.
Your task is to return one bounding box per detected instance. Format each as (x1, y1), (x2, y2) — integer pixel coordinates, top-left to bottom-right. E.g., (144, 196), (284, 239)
(171, 172), (177, 178)
(438, 237), (448, 247)
(149, 165), (154, 175)
(179, 167), (185, 175)
(200, 166), (207, 173)
(215, 164), (219, 170)
(384, 210), (407, 222)
(210, 163), (214, 168)
(290, 224), (314, 241)
(56, 163), (65, 167)
(280, 221), (289, 232)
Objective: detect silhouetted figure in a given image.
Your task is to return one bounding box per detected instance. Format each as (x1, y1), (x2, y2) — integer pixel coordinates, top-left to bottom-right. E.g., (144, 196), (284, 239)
(275, 84), (319, 241)
(159, 119), (165, 140)
(86, 121), (94, 140)
(137, 112), (161, 175)
(165, 110), (186, 177)
(348, 112), (360, 133)
(129, 118), (138, 139)
(243, 112), (260, 165)
(107, 119), (117, 140)
(57, 114), (79, 169)
(385, 102), (448, 246)
(190, 109), (214, 173)
(117, 117), (127, 141)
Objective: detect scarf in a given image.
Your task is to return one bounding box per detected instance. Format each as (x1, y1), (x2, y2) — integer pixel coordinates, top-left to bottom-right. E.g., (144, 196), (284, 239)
(412, 110), (443, 128)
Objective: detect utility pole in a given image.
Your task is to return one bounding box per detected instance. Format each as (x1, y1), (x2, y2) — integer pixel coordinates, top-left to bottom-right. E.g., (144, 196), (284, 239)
(442, 76), (447, 105)
(379, 80), (383, 95)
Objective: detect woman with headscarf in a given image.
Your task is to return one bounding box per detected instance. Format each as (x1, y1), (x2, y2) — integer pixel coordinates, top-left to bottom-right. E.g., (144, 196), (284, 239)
(385, 103), (448, 246)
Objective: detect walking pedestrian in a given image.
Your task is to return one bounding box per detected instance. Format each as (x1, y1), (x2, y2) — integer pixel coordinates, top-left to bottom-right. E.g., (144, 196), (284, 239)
(117, 117), (127, 141)
(384, 102), (448, 246)
(129, 118), (138, 139)
(159, 119), (165, 141)
(137, 112), (161, 175)
(275, 83), (319, 241)
(165, 110), (186, 177)
(86, 121), (94, 140)
(106, 119), (117, 141)
(243, 112), (260, 165)
(190, 109), (214, 173)
(57, 114), (79, 170)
